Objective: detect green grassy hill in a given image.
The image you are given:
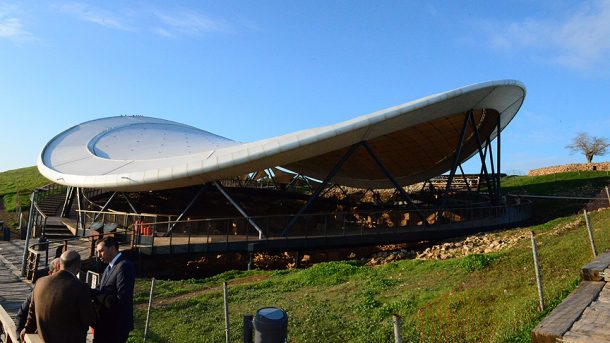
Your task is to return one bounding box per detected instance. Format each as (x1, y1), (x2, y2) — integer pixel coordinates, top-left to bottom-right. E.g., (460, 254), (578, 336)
(126, 171), (610, 343)
(0, 166), (48, 229)
(2, 167), (609, 342)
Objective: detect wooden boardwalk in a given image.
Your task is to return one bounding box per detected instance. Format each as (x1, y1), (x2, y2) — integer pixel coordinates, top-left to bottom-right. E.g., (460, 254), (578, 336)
(533, 252), (610, 342)
(0, 239), (32, 319)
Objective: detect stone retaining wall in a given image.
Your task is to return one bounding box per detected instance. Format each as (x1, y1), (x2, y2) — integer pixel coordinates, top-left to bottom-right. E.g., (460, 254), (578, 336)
(528, 162), (610, 176)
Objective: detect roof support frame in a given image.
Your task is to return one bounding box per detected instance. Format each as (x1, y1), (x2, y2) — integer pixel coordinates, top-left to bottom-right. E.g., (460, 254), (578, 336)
(486, 137), (497, 200)
(476, 143), (489, 196)
(361, 141), (427, 225)
(214, 181), (265, 239)
(458, 164), (473, 193)
(166, 184), (206, 236)
(469, 111), (497, 204)
(92, 191), (117, 223)
(441, 110), (473, 209)
(281, 142), (361, 236)
(496, 114), (502, 200)
(76, 187), (85, 236)
(61, 186), (76, 218)
(121, 192), (139, 214)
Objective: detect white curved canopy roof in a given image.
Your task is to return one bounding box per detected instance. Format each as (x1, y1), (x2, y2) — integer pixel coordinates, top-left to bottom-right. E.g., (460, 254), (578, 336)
(38, 80), (526, 191)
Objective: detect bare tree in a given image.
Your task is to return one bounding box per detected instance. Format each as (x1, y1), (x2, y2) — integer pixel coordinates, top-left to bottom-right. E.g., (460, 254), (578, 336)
(566, 132), (610, 163)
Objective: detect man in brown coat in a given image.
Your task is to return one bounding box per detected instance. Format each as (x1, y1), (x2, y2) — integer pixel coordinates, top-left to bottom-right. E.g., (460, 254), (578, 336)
(21, 250), (95, 343)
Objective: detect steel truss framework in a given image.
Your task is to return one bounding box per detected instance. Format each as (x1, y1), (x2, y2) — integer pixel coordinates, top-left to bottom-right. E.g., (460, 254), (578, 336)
(57, 109), (504, 241)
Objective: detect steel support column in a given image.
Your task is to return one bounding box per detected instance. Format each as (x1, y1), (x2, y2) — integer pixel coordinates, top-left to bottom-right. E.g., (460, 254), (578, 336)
(476, 143), (489, 195)
(121, 193), (139, 214)
(487, 138), (497, 200)
(21, 189), (39, 276)
(61, 186), (76, 218)
(214, 181), (265, 239)
(362, 141), (428, 225)
(93, 192), (117, 222)
(281, 143), (361, 237)
(468, 113), (496, 204)
(166, 185), (207, 235)
(496, 114), (502, 201)
(76, 187), (85, 236)
(458, 164), (473, 193)
(441, 110), (472, 208)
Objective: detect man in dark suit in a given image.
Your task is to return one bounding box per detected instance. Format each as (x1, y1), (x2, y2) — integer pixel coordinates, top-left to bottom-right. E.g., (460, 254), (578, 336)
(15, 257), (61, 339)
(21, 251), (95, 343)
(93, 236), (135, 343)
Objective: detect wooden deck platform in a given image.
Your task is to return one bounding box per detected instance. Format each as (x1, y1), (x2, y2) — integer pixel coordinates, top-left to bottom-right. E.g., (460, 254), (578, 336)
(533, 251), (610, 342)
(0, 240), (32, 319)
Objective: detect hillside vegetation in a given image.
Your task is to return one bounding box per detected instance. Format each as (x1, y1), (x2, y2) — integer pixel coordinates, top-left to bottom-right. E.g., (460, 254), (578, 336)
(0, 166), (48, 212)
(126, 171), (610, 342)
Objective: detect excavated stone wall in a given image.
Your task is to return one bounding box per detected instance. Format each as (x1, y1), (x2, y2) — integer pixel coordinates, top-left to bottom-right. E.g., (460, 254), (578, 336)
(528, 162), (610, 176)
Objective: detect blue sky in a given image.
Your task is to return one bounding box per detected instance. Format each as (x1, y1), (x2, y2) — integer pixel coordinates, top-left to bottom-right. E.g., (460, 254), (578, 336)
(1, 1), (610, 175)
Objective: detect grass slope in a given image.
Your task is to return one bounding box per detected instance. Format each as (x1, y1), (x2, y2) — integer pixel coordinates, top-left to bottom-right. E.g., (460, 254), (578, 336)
(0, 166), (48, 212)
(128, 172), (610, 342)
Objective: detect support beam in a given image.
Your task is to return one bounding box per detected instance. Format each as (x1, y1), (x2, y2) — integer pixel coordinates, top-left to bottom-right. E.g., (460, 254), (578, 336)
(93, 192), (117, 222)
(61, 186), (76, 218)
(121, 193), (139, 214)
(166, 185), (206, 235)
(458, 164), (473, 193)
(476, 143), (489, 195)
(214, 181), (265, 239)
(21, 189), (38, 276)
(76, 188), (85, 236)
(487, 138), (497, 201)
(362, 141), (428, 225)
(468, 113), (496, 204)
(281, 143), (361, 237)
(496, 114), (502, 201)
(441, 111), (472, 208)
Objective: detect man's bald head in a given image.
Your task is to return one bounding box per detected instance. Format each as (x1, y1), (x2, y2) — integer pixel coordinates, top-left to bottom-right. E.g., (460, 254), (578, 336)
(60, 250), (81, 275)
(49, 257), (60, 275)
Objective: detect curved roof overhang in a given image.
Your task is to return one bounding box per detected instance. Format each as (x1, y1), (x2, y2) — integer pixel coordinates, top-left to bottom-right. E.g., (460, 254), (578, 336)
(38, 80), (526, 191)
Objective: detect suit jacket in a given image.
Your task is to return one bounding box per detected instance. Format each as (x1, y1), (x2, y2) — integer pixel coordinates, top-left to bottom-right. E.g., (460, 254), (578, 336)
(93, 253), (135, 343)
(24, 270), (95, 343)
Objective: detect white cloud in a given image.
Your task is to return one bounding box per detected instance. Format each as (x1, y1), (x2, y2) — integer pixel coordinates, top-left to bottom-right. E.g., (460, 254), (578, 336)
(55, 3), (232, 39)
(0, 3), (33, 41)
(486, 0), (610, 71)
(152, 9), (230, 38)
(57, 3), (132, 31)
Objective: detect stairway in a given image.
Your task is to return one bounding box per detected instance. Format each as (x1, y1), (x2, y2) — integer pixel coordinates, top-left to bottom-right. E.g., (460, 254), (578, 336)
(36, 193), (66, 217)
(43, 222), (74, 240)
(36, 193), (75, 240)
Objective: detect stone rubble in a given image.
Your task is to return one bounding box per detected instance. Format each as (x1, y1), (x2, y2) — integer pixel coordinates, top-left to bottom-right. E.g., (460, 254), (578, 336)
(362, 216), (587, 266)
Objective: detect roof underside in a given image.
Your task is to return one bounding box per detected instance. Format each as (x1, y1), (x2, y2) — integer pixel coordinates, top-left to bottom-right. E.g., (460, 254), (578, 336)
(37, 80), (525, 191)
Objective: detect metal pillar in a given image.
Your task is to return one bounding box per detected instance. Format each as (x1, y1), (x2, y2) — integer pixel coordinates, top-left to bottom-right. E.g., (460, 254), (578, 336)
(476, 143), (489, 195)
(458, 164), (473, 193)
(214, 181), (265, 239)
(76, 187), (86, 236)
(93, 192), (117, 222)
(361, 141), (428, 225)
(468, 113), (496, 204)
(496, 114), (502, 201)
(61, 186), (76, 218)
(166, 185), (206, 235)
(281, 143), (361, 237)
(121, 193), (139, 214)
(487, 138), (497, 199)
(21, 189), (38, 276)
(441, 111), (472, 208)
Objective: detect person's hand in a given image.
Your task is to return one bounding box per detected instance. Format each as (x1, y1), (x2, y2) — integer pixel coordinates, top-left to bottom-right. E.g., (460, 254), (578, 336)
(20, 328), (26, 342)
